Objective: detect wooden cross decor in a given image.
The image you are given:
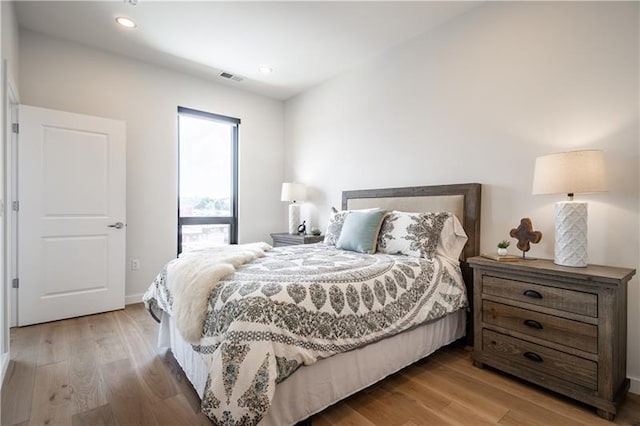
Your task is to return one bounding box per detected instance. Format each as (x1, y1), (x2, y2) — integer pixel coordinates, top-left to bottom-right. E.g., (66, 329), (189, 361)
(509, 218), (542, 259)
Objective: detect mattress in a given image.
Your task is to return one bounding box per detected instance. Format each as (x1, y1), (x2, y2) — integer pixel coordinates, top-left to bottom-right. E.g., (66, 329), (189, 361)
(159, 308), (465, 425)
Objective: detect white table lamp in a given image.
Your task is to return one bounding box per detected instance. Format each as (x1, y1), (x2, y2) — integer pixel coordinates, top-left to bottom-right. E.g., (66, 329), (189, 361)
(532, 150), (607, 267)
(281, 182), (306, 234)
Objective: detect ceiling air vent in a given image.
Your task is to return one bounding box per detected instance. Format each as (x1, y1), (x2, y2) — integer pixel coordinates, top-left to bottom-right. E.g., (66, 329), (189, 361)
(219, 72), (244, 82)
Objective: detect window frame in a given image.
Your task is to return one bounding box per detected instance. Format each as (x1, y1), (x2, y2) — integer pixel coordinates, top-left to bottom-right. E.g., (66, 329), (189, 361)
(177, 106), (240, 255)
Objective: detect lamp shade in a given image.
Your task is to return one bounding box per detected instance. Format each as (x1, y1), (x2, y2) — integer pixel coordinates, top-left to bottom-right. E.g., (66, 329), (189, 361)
(281, 182), (306, 202)
(532, 150), (607, 196)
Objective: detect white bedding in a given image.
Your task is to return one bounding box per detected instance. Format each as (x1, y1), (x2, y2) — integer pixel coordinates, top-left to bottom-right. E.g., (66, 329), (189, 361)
(146, 244), (468, 424)
(159, 309), (465, 425)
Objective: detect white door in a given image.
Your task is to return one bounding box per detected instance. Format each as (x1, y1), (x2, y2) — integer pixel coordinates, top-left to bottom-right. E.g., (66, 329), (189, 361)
(18, 105), (126, 326)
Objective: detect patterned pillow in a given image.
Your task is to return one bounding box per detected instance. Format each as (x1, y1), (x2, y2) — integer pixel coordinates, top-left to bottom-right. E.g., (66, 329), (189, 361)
(377, 211), (454, 259)
(324, 207), (349, 246)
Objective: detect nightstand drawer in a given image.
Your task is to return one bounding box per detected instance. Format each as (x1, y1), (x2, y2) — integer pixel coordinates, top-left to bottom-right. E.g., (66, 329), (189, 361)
(483, 329), (597, 390)
(483, 275), (597, 317)
(483, 300), (597, 353)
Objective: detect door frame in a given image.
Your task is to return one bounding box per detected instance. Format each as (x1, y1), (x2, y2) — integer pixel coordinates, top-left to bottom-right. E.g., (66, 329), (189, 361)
(1, 60), (18, 385)
(6, 69), (17, 329)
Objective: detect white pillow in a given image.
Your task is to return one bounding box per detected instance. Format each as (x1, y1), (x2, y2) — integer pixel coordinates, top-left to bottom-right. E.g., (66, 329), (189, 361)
(377, 211), (467, 261)
(436, 214), (468, 262)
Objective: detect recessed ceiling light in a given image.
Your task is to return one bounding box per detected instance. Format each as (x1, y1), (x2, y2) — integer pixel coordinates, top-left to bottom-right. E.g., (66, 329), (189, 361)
(259, 65), (273, 74)
(115, 16), (137, 28)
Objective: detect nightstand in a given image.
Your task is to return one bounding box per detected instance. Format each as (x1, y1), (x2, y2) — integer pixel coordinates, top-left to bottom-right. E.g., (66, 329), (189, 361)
(468, 256), (635, 420)
(270, 233), (324, 247)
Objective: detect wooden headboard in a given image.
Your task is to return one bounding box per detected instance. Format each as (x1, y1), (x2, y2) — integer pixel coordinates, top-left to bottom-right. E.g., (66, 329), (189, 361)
(342, 183), (482, 344)
(342, 183), (481, 261)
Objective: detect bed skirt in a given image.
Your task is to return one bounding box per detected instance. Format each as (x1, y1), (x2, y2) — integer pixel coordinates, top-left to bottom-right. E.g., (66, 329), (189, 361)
(158, 309), (465, 425)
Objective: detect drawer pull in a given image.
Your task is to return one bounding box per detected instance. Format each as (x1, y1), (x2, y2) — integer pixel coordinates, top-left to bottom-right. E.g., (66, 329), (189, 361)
(523, 319), (544, 330)
(523, 290), (543, 299)
(523, 351), (543, 363)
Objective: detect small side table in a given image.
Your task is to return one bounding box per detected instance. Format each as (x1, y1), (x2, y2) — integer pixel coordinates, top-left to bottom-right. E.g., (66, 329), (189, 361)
(270, 233), (324, 247)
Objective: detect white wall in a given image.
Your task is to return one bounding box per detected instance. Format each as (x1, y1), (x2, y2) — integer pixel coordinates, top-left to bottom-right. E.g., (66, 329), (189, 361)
(284, 2), (640, 390)
(2, 1), (19, 89)
(19, 30), (285, 302)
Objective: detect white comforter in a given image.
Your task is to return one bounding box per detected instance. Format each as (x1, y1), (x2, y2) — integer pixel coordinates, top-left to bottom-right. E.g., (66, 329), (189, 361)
(144, 243), (467, 425)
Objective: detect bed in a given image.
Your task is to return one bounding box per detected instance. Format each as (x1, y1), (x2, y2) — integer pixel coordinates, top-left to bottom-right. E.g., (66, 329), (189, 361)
(145, 183), (481, 425)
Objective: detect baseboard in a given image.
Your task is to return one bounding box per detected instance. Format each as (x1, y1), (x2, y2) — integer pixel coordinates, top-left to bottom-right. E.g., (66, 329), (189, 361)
(630, 376), (640, 395)
(1, 353), (9, 388)
(125, 293), (144, 305)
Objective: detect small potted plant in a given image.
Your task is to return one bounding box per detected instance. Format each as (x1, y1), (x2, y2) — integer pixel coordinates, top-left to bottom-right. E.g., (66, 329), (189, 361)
(497, 240), (510, 256)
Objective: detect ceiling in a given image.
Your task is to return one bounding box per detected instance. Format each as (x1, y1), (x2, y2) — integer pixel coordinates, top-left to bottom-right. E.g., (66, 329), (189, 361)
(16, 1), (479, 100)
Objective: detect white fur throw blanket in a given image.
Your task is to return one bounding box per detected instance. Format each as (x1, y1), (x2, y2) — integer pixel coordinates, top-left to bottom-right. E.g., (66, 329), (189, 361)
(145, 242), (271, 344)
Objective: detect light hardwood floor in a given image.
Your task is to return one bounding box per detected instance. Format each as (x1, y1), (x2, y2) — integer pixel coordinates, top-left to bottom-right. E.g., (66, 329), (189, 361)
(2, 304), (639, 426)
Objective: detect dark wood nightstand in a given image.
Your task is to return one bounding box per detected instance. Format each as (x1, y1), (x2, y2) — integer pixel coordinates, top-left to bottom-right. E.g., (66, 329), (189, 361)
(468, 256), (635, 420)
(270, 233), (324, 247)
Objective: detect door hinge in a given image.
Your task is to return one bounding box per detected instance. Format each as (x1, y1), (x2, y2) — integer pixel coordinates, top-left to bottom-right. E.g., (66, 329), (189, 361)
(12, 278), (19, 289)
(12, 201), (19, 212)
(11, 123), (18, 134)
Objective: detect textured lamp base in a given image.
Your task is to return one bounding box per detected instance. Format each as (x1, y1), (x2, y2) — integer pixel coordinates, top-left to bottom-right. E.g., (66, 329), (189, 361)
(288, 203), (301, 234)
(555, 201), (588, 267)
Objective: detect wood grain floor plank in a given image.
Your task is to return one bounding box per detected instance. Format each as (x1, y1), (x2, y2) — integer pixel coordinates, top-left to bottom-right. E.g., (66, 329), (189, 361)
(417, 361), (586, 426)
(2, 326), (44, 425)
(379, 371), (452, 412)
(10, 324), (44, 358)
(402, 362), (509, 422)
(194, 411), (215, 426)
(64, 316), (93, 344)
(113, 308), (177, 403)
(613, 392), (640, 426)
(4, 304), (640, 426)
(432, 348), (614, 425)
(345, 385), (453, 426)
(158, 348), (203, 414)
(314, 402), (376, 426)
(498, 409), (547, 426)
(439, 401), (501, 426)
(101, 358), (158, 426)
(123, 303), (158, 347)
(37, 322), (69, 366)
(88, 312), (128, 365)
(1, 360), (36, 425)
(151, 394), (199, 425)
(70, 403), (119, 426)
(68, 337), (107, 415)
(28, 405), (71, 426)
(2, 360), (38, 425)
(28, 361), (72, 426)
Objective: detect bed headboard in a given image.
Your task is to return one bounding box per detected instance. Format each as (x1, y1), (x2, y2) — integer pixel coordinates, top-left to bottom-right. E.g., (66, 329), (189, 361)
(342, 183), (481, 261)
(342, 183), (481, 345)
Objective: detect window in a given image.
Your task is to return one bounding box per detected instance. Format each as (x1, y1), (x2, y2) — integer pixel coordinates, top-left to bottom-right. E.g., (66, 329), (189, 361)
(177, 107), (239, 254)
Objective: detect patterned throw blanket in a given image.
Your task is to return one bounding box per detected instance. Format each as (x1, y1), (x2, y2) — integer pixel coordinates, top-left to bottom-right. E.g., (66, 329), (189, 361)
(144, 244), (468, 425)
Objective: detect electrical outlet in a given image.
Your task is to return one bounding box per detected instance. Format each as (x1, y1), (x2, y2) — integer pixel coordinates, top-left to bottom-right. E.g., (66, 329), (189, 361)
(131, 259), (141, 270)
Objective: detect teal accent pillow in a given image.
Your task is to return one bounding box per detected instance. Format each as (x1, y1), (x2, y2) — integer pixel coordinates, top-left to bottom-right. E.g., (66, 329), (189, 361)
(336, 210), (387, 254)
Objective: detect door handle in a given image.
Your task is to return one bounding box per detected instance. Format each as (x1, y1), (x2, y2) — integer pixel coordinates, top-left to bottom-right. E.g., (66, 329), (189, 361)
(108, 222), (124, 229)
